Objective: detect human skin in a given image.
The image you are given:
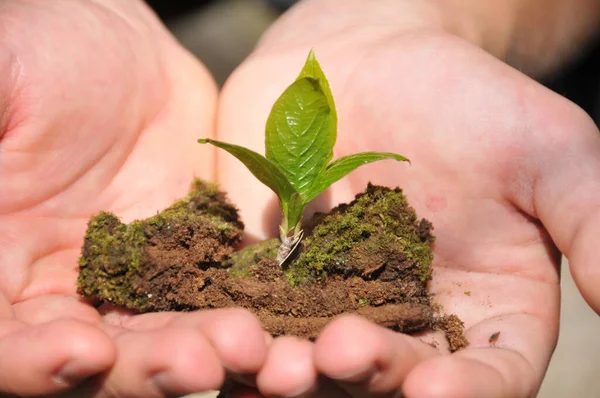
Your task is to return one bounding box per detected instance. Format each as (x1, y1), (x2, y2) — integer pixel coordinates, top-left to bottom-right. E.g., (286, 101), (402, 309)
(0, 1), (268, 396)
(217, 0), (600, 396)
(2, 0), (600, 397)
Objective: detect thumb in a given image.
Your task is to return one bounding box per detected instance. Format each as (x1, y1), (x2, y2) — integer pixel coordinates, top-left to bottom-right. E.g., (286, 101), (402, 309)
(530, 101), (600, 315)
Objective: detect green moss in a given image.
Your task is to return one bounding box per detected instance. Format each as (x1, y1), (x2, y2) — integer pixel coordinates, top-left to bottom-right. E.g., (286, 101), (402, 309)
(77, 179), (244, 311)
(77, 212), (150, 309)
(188, 179), (244, 228)
(144, 180), (243, 241)
(77, 212), (146, 274)
(286, 184), (434, 285)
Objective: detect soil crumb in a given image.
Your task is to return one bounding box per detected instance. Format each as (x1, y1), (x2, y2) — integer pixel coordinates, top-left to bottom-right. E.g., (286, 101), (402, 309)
(78, 179), (467, 345)
(434, 314), (469, 352)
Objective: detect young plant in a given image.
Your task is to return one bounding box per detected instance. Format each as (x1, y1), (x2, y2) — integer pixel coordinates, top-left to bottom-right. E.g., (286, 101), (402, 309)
(199, 50), (409, 264)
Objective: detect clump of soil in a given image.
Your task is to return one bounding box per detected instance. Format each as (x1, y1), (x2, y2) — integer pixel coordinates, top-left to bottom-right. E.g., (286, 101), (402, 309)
(77, 179), (467, 350)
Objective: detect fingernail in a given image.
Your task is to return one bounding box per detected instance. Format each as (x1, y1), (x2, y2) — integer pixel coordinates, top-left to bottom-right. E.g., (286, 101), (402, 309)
(54, 360), (97, 386)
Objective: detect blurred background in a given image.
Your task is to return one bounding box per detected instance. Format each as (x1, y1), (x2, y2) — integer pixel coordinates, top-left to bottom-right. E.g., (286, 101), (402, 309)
(146, 1), (600, 397)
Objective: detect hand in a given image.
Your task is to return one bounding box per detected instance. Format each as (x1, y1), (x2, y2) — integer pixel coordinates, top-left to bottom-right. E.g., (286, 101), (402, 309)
(0, 1), (267, 396)
(217, 0), (600, 396)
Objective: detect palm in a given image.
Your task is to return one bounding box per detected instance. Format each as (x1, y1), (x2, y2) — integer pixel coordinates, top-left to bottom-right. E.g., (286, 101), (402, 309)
(0, 1), (255, 396)
(1, 0), (214, 308)
(217, 24), (579, 396)
(329, 34), (561, 357)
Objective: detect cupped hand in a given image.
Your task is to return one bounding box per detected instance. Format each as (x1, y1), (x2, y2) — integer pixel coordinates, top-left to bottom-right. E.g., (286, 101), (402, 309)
(217, 0), (600, 396)
(0, 1), (267, 396)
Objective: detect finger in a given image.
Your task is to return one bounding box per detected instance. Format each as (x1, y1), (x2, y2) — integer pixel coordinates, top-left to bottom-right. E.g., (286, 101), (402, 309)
(523, 101), (600, 314)
(97, 326), (224, 397)
(404, 349), (534, 398)
(122, 308), (269, 376)
(404, 313), (552, 398)
(314, 315), (437, 397)
(256, 336), (317, 397)
(12, 294), (102, 325)
(0, 319), (115, 396)
(172, 308), (269, 376)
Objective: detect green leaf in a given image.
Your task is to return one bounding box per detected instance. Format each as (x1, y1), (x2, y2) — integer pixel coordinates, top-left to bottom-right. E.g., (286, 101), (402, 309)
(296, 50), (337, 129)
(305, 152), (410, 202)
(198, 138), (297, 204)
(265, 78), (334, 200)
(265, 51), (337, 201)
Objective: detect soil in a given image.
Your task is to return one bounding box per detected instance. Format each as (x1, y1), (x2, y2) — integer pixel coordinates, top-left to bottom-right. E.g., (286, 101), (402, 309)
(77, 179), (468, 351)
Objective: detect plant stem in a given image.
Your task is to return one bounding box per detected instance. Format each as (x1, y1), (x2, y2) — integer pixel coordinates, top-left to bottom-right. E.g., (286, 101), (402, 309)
(276, 226), (303, 266)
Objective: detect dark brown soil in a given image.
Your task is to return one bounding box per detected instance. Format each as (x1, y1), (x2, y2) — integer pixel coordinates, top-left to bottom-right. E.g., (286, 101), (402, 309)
(77, 180), (467, 350)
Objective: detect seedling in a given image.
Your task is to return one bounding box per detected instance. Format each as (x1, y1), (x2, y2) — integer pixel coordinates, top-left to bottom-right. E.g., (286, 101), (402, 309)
(78, 50), (467, 355)
(199, 50), (409, 264)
